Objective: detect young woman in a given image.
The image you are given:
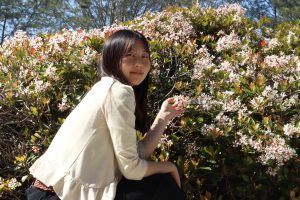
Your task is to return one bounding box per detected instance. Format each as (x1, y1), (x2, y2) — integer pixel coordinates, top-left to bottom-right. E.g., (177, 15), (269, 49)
(26, 29), (186, 200)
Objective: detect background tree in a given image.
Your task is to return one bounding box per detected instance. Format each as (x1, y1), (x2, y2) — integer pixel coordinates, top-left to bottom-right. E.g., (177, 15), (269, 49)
(72, 0), (156, 28)
(1, 0), (300, 46)
(0, 0), (75, 45)
(0, 0), (24, 45)
(242, 0), (273, 20)
(271, 0), (300, 22)
(226, 0), (300, 23)
(69, 0), (201, 29)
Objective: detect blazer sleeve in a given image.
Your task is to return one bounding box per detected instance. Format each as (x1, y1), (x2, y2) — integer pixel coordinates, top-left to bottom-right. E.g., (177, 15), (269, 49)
(105, 83), (148, 180)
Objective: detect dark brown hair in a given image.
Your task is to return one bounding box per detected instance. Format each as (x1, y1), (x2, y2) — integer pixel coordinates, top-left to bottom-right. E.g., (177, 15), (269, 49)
(100, 29), (150, 133)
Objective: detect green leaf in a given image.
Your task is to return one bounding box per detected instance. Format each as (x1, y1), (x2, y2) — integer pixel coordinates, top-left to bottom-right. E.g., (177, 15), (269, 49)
(197, 117), (204, 124)
(34, 132), (42, 139)
(199, 166), (212, 171)
(204, 146), (214, 157)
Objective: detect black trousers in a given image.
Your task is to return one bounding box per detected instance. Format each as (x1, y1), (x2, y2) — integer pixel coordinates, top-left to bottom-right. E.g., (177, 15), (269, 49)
(26, 185), (60, 200)
(115, 173), (186, 200)
(26, 173), (186, 200)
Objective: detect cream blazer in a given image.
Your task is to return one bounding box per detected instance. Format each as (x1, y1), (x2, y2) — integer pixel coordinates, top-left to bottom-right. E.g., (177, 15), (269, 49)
(29, 76), (148, 200)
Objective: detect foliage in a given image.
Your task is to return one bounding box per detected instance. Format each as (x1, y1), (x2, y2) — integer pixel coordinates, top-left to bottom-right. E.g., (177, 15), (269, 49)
(1, 4), (300, 200)
(2, 0), (300, 47)
(271, 0), (300, 22)
(0, 28), (101, 199)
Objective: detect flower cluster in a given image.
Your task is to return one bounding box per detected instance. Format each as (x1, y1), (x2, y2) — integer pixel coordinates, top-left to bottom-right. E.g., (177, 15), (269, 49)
(202, 112), (235, 137)
(263, 54), (292, 69)
(283, 122), (300, 137)
(263, 38), (281, 51)
(193, 45), (215, 79)
(234, 131), (297, 176)
(216, 31), (241, 52)
(101, 24), (132, 40)
(100, 9), (195, 46)
(197, 94), (221, 112)
(0, 177), (21, 196)
(138, 10), (195, 45)
(58, 94), (70, 112)
(159, 134), (174, 148)
(216, 3), (246, 21)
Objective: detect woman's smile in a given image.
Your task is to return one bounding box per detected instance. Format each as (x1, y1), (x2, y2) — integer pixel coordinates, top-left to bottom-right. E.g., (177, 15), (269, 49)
(130, 71), (144, 75)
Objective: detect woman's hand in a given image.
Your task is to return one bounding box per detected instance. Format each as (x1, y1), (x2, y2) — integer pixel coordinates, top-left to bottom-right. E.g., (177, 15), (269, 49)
(145, 161), (181, 188)
(158, 97), (185, 122)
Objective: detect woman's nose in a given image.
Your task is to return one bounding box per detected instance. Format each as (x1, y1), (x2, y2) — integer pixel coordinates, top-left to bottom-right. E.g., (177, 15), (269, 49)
(134, 58), (144, 67)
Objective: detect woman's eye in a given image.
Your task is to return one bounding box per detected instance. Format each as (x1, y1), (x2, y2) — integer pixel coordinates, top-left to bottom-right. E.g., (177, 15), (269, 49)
(126, 53), (133, 56)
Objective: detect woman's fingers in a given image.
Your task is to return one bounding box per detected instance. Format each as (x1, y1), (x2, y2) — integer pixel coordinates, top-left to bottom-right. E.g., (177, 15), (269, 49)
(170, 169), (181, 189)
(171, 103), (179, 108)
(172, 103), (184, 111)
(166, 97), (175, 102)
(162, 98), (174, 106)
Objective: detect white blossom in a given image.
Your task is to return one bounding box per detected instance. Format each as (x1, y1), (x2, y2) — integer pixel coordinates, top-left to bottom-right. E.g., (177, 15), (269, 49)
(58, 94), (70, 112)
(283, 123), (300, 137)
(264, 38), (280, 51)
(197, 94), (221, 111)
(250, 96), (265, 110)
(45, 64), (57, 80)
(216, 31), (241, 52)
(7, 178), (21, 190)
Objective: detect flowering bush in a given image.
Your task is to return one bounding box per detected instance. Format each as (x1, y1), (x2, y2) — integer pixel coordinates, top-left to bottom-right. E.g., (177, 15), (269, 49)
(1, 4), (300, 200)
(0, 28), (102, 199)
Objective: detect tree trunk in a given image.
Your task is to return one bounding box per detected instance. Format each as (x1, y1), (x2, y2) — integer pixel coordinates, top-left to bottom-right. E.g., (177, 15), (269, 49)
(1, 17), (6, 46)
(274, 5), (277, 23)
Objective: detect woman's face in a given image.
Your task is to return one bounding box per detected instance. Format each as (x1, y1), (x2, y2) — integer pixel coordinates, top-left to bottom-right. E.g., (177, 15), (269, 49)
(120, 40), (150, 86)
